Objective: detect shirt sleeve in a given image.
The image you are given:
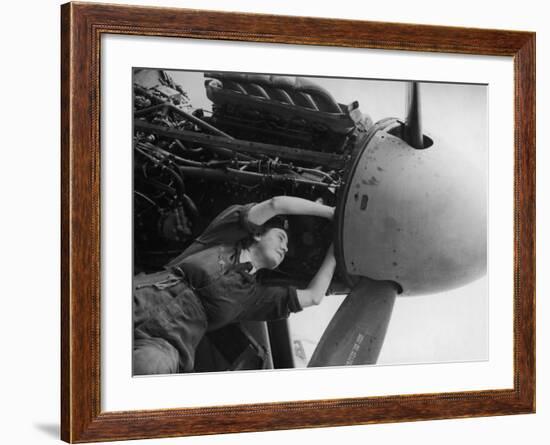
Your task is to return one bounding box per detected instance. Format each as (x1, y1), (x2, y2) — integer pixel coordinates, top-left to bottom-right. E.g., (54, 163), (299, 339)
(166, 203), (263, 266)
(237, 284), (303, 322)
(196, 203), (263, 245)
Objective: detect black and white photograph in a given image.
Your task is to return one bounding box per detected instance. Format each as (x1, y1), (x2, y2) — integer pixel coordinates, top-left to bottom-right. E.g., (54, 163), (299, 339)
(132, 68), (488, 376)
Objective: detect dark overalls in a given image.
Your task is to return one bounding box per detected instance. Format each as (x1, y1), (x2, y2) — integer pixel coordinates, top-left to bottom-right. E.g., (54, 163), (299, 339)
(133, 203), (302, 375)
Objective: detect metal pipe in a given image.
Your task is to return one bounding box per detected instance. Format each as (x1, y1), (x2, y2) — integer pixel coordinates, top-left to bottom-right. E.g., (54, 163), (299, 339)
(135, 120), (257, 162)
(134, 145), (187, 200)
(404, 81), (424, 149)
(136, 142), (205, 167)
(135, 103), (234, 139)
(178, 166), (336, 188)
(134, 120), (345, 168)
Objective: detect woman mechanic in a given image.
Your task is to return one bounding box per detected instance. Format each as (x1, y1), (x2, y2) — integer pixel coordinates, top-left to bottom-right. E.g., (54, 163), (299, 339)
(133, 196), (336, 375)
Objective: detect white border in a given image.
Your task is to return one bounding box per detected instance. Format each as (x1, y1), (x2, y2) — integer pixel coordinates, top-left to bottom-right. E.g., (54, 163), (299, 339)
(101, 35), (514, 411)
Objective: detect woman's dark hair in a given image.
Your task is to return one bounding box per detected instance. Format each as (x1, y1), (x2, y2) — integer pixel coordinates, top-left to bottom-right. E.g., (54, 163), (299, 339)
(241, 215), (289, 249)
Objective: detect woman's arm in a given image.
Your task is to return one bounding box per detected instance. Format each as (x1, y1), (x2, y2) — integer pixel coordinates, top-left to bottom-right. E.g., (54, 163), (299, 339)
(297, 244), (336, 308)
(247, 196), (334, 225)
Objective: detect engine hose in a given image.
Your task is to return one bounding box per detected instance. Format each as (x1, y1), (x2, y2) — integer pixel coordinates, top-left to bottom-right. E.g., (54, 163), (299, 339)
(149, 164), (199, 226)
(135, 144), (199, 225)
(134, 190), (157, 208)
(225, 168), (336, 188)
(139, 143), (204, 167)
(135, 103), (234, 139)
(173, 140), (203, 154)
(297, 167), (337, 182)
(181, 193), (199, 220)
(177, 165), (336, 189)
(154, 163), (186, 200)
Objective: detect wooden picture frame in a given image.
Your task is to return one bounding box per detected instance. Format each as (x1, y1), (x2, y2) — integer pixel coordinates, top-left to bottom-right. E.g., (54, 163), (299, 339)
(61, 2), (535, 442)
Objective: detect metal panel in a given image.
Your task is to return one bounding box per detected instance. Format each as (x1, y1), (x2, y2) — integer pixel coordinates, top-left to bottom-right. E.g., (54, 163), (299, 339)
(339, 123), (487, 296)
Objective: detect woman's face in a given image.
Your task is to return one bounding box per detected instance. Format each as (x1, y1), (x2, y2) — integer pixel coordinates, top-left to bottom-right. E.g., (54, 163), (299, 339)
(255, 228), (288, 269)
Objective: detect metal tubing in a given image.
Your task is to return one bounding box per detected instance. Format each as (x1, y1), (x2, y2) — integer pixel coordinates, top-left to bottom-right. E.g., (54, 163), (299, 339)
(178, 166), (334, 188)
(135, 103), (234, 139)
(135, 120), (346, 168)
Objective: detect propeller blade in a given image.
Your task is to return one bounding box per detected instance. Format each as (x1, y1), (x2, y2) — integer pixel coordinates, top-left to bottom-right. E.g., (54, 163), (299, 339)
(404, 81), (424, 149)
(308, 278), (398, 367)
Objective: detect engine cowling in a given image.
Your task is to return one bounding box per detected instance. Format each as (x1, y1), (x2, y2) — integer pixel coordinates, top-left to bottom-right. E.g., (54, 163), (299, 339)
(337, 119), (487, 296)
